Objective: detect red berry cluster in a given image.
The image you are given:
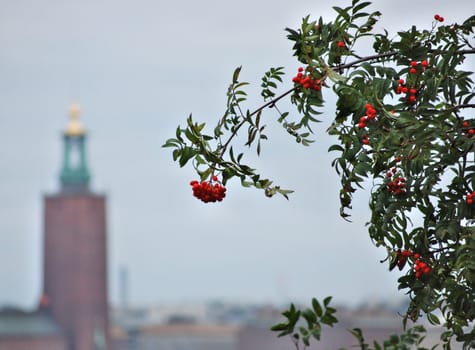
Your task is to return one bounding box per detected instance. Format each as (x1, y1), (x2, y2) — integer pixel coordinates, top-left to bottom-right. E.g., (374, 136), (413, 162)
(395, 78), (419, 104)
(462, 120), (475, 138)
(357, 103), (377, 146)
(386, 167), (406, 195)
(414, 255), (431, 279)
(434, 14), (444, 22)
(292, 67), (322, 91)
(400, 249), (413, 258)
(397, 250), (430, 279)
(190, 176), (226, 203)
(466, 191), (475, 204)
(357, 103), (378, 129)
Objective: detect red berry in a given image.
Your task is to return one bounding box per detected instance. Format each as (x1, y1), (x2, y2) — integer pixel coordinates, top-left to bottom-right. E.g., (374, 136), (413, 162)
(337, 41), (345, 48)
(469, 128), (475, 136)
(410, 61), (417, 67)
(409, 88), (417, 95)
(408, 95), (417, 103)
(463, 121), (470, 128)
(421, 60), (428, 68)
(409, 67), (417, 74)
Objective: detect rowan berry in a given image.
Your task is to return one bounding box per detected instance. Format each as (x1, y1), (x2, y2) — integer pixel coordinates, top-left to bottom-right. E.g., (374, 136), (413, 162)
(365, 103), (377, 119)
(466, 191), (475, 204)
(401, 250), (413, 257)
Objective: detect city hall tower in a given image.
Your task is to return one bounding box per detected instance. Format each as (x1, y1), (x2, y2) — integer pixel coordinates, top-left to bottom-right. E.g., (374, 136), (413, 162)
(43, 104), (110, 350)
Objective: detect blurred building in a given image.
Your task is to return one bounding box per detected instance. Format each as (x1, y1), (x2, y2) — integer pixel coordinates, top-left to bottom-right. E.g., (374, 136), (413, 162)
(0, 104), (110, 350)
(110, 302), (461, 350)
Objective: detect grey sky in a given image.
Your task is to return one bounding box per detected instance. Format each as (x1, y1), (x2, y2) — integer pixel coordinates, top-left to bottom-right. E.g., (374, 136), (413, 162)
(0, 1), (473, 309)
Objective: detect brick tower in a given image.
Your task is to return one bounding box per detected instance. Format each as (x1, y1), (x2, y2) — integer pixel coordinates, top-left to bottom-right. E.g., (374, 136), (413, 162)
(43, 103), (110, 350)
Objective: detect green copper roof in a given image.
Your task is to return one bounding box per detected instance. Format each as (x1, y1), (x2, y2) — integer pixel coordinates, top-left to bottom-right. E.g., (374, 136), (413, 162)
(59, 104), (91, 193)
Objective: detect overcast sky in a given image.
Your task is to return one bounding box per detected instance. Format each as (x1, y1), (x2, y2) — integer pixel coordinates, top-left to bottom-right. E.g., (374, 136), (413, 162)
(0, 1), (473, 309)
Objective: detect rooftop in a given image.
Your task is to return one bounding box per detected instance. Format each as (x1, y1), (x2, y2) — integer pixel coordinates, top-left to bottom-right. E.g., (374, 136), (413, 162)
(0, 308), (64, 337)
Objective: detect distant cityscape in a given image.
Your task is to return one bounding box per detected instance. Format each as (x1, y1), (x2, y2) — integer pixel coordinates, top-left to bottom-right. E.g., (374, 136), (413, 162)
(1, 298), (457, 350)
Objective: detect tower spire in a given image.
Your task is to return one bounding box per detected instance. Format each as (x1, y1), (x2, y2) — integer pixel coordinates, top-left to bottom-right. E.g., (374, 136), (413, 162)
(59, 102), (90, 193)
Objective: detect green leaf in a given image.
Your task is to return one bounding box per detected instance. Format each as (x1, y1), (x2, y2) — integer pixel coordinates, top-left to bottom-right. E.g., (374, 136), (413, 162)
(312, 298), (323, 317)
(323, 296), (332, 307)
(425, 312), (438, 325)
(232, 66), (242, 83)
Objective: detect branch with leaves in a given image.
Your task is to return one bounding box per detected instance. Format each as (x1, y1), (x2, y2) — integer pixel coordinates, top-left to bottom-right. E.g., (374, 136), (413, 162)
(164, 0), (475, 347)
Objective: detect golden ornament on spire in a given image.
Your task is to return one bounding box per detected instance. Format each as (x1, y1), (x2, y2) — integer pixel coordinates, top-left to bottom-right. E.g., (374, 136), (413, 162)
(65, 102), (85, 136)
